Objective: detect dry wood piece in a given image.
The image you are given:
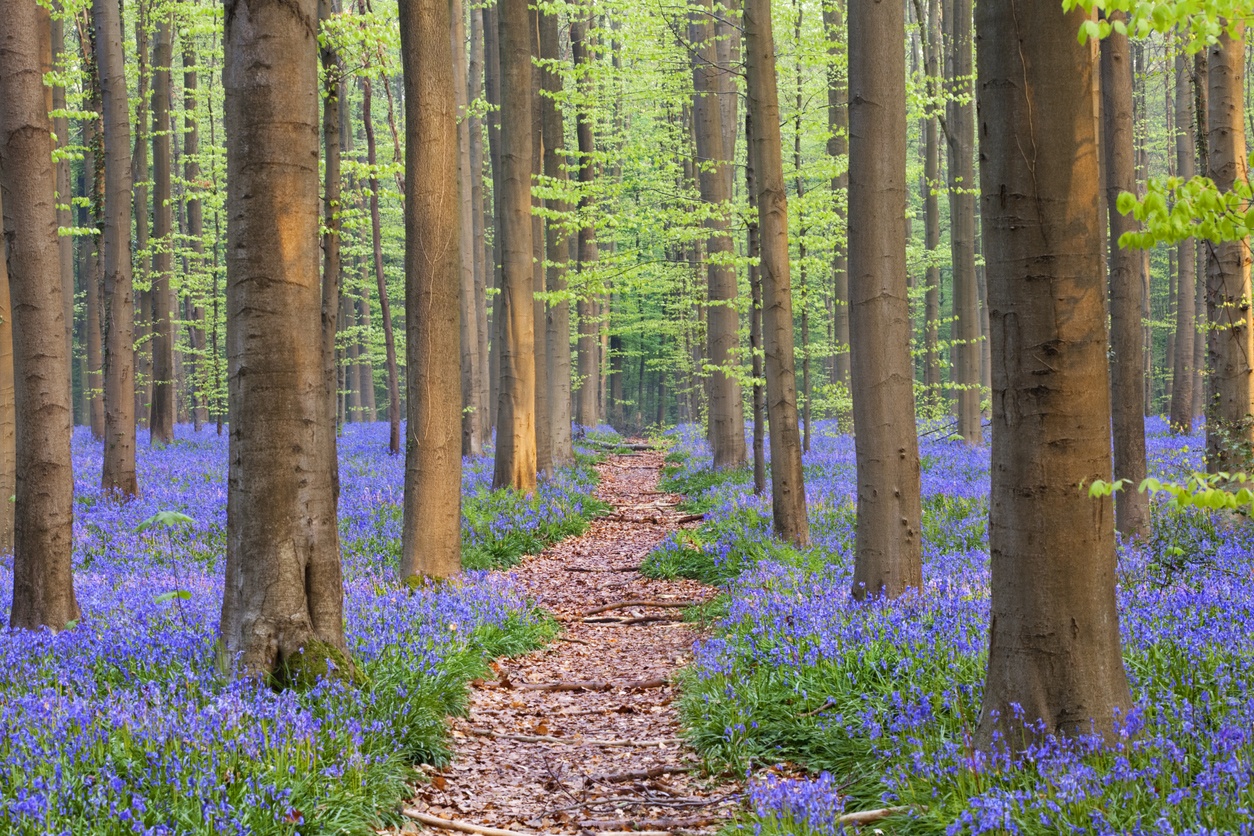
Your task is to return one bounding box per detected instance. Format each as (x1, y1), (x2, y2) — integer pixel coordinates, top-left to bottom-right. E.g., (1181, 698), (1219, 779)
(592, 764), (693, 783)
(514, 677), (667, 693)
(578, 816), (719, 830)
(835, 806), (909, 826)
(799, 697), (837, 717)
(583, 599), (698, 617)
(402, 809), (537, 836)
(674, 513), (705, 524)
(468, 727), (684, 747)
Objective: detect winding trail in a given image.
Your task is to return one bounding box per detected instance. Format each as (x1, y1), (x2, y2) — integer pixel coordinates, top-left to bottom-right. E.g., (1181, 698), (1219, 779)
(401, 447), (740, 835)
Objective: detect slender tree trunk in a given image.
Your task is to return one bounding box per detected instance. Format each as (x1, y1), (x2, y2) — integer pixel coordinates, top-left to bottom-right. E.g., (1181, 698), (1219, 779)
(320, 0), (343, 455)
(540, 6), (574, 465)
(183, 41), (209, 430)
(484, 3), (503, 431)
(1205, 26), (1254, 471)
(571, 17), (600, 429)
(52, 14), (75, 420)
(747, 110), (767, 496)
(744, 0), (809, 547)
(0, 195), (13, 552)
(846, 0), (921, 596)
(690, 0), (747, 469)
(921, 0), (941, 401)
(220, 0), (349, 681)
(82, 94), (106, 440)
(529, 7), (552, 473)
(149, 14), (175, 445)
(454, 0), (484, 457)
(946, 0), (979, 442)
(492, 0), (538, 493)
(825, 1), (850, 390)
(1192, 50), (1208, 424)
(398, 0), (463, 578)
(1100, 15), (1150, 540)
(362, 78), (402, 455)
(470, 7), (492, 446)
(974, 0), (1132, 748)
(0, 1), (80, 629)
(95, 0), (138, 497)
(132, 3), (151, 429)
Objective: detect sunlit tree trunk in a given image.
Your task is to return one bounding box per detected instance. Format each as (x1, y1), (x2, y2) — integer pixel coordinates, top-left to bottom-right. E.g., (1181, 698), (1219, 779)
(492, 0), (538, 493)
(319, 0), (343, 504)
(571, 17), (600, 429)
(744, 0), (809, 547)
(974, 0), (1132, 748)
(94, 0), (138, 497)
(220, 0), (349, 682)
(399, 0), (463, 578)
(149, 14), (176, 445)
(1100, 15), (1149, 540)
(529, 6), (552, 474)
(847, 0), (921, 596)
(0, 1), (80, 629)
(1170, 52), (1196, 433)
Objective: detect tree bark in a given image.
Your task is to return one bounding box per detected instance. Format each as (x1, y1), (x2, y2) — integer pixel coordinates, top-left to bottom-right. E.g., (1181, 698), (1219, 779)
(571, 17), (600, 429)
(1192, 50), (1208, 425)
(824, 0), (850, 390)
(220, 0), (350, 682)
(51, 13), (75, 421)
(491, 0), (538, 493)
(846, 0), (921, 596)
(149, 14), (176, 445)
(1205, 27), (1254, 472)
(746, 110), (766, 496)
(82, 78), (106, 440)
(454, 0), (484, 458)
(183, 40), (209, 430)
(94, 0), (138, 497)
(744, 0), (809, 547)
(921, 0), (942, 401)
(398, 0), (463, 578)
(0, 0), (80, 629)
(1100, 16), (1150, 540)
(483, 3), (503, 431)
(529, 6), (552, 474)
(362, 77), (402, 455)
(974, 0), (1132, 748)
(470, 7), (492, 446)
(132, 3), (151, 429)
(539, 6), (574, 465)
(946, 0), (980, 442)
(0, 192), (12, 551)
(320, 0), (343, 462)
(690, 0), (747, 469)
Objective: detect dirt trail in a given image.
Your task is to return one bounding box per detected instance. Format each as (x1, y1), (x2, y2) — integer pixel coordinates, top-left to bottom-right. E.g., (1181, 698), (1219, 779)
(401, 447), (739, 835)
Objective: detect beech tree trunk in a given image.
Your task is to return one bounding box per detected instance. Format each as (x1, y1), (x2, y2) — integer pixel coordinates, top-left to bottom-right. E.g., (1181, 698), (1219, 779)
(83, 101), (106, 440)
(824, 0), (850, 390)
(220, 0), (349, 681)
(491, 0), (538, 493)
(691, 0), (747, 469)
(746, 110), (767, 496)
(454, 0), (485, 458)
(529, 7), (552, 474)
(539, 6), (574, 465)
(398, 0), (463, 578)
(132, 4), (151, 429)
(484, 3), (503, 431)
(571, 17), (600, 430)
(51, 14), (74, 420)
(362, 78), (401, 455)
(974, 0), (1132, 748)
(846, 0), (921, 596)
(947, 0), (980, 442)
(469, 8), (492, 445)
(149, 15), (175, 445)
(183, 41), (209, 430)
(320, 0), (343, 460)
(1169, 52), (1196, 433)
(1205, 27), (1254, 471)
(921, 0), (941, 400)
(0, 0), (80, 629)
(0, 195), (13, 551)
(1100, 17), (1150, 540)
(94, 0), (139, 497)
(1192, 50), (1208, 425)
(744, 0), (809, 547)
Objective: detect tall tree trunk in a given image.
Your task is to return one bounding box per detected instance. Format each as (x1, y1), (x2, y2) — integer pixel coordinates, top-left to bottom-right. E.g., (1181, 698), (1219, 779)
(1205, 26), (1253, 471)
(744, 0), (809, 547)
(0, 1), (80, 629)
(529, 6), (552, 473)
(183, 41), (209, 430)
(540, 5), (574, 465)
(82, 92), (106, 440)
(398, 0), (463, 578)
(1192, 50), (1208, 424)
(1100, 16), (1149, 540)
(921, 0), (941, 401)
(220, 0), (349, 681)
(94, 0), (138, 497)
(454, 0), (484, 457)
(974, 0), (1132, 748)
(52, 13), (75, 421)
(946, 0), (980, 442)
(491, 0), (538, 493)
(571, 17), (600, 429)
(747, 110), (767, 496)
(825, 0), (850, 390)
(0, 195), (13, 552)
(362, 78), (401, 455)
(149, 14), (175, 445)
(483, 3), (503, 431)
(690, 0), (747, 469)
(846, 0), (921, 596)
(320, 0), (343, 456)
(470, 7), (492, 446)
(132, 2), (151, 429)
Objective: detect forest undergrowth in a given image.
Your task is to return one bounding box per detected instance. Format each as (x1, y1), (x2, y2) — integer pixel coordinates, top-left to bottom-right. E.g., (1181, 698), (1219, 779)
(0, 423), (615, 835)
(649, 419), (1254, 835)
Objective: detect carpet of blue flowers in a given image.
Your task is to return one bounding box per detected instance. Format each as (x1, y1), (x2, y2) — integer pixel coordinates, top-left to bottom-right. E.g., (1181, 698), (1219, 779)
(649, 419), (1253, 835)
(0, 424), (609, 836)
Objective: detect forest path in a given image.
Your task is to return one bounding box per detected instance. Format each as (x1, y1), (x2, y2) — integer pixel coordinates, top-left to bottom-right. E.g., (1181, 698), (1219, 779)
(400, 447), (740, 835)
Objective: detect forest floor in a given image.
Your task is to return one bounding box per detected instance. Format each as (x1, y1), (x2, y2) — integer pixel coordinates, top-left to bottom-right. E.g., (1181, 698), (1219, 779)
(397, 446), (741, 835)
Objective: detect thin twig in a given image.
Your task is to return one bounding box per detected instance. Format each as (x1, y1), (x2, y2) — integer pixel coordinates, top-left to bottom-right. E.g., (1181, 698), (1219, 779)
(401, 810), (536, 836)
(584, 599), (698, 616)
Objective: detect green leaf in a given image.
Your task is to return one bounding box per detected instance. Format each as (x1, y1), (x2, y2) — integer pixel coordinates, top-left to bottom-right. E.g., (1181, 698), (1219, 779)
(154, 590), (192, 603)
(136, 510), (196, 533)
